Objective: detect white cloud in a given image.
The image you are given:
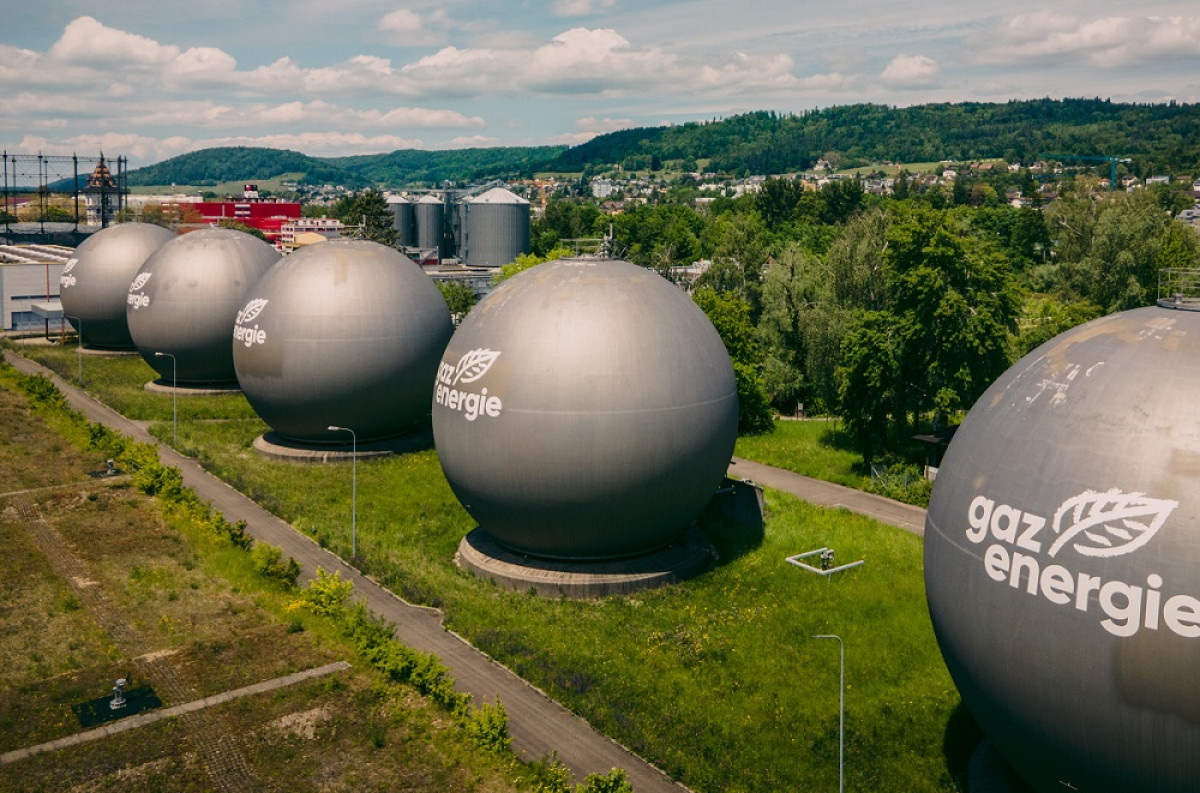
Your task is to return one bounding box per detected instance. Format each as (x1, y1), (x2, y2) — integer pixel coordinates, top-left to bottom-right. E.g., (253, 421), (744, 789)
(880, 54), (940, 88)
(574, 116), (635, 133)
(378, 8), (453, 47)
(129, 100), (485, 131)
(553, 0), (617, 17)
(394, 27), (814, 98)
(48, 16), (178, 67)
(973, 13), (1200, 68)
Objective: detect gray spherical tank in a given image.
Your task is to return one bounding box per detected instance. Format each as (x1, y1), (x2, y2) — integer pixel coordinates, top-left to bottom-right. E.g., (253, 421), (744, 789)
(432, 258), (738, 559)
(925, 304), (1200, 793)
(127, 228), (280, 383)
(232, 240), (453, 443)
(59, 223), (175, 349)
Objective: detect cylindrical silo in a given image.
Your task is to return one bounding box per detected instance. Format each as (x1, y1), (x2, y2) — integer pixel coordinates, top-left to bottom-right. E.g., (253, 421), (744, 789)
(387, 194), (415, 247)
(462, 187), (531, 268)
(414, 194), (444, 251)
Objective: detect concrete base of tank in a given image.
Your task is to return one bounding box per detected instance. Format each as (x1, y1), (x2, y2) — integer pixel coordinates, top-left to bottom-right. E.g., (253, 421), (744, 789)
(144, 379), (241, 395)
(80, 347), (139, 356)
(456, 524), (717, 598)
(252, 428), (433, 462)
(967, 741), (1036, 793)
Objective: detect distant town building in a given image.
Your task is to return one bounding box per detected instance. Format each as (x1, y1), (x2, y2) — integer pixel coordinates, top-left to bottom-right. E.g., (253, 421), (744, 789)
(277, 217), (345, 253)
(81, 157), (128, 227)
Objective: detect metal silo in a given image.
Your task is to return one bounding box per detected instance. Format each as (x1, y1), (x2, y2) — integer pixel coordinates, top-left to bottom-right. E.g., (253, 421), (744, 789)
(386, 194), (415, 247)
(414, 194), (444, 252)
(461, 187), (531, 268)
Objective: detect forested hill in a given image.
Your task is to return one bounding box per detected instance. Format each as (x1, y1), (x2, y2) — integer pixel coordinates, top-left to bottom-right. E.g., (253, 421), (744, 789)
(125, 147), (361, 188)
(124, 145), (566, 188)
(123, 99), (1200, 189)
(552, 99), (1200, 175)
(322, 146), (565, 185)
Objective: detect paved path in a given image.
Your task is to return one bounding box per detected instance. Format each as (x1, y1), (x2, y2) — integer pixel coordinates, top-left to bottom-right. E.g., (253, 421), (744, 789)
(3, 350), (687, 792)
(1, 662), (351, 765)
(728, 456), (928, 535)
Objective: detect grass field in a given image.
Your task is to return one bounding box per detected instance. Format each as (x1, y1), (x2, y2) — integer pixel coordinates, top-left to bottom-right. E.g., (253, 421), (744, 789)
(129, 173), (307, 197)
(0, 364), (553, 792)
(9, 344), (976, 792)
(735, 420), (869, 489)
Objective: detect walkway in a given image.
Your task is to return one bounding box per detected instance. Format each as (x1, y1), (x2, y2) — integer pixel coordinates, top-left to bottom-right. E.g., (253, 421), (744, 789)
(1, 662), (351, 765)
(728, 456), (928, 535)
(3, 350), (687, 792)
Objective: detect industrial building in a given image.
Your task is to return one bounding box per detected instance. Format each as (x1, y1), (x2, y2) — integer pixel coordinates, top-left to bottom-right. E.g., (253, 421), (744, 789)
(390, 185), (531, 269)
(0, 244), (71, 330)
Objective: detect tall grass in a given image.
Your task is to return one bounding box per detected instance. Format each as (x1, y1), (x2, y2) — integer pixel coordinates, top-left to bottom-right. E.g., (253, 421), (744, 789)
(735, 419), (870, 488)
(14, 346), (970, 792)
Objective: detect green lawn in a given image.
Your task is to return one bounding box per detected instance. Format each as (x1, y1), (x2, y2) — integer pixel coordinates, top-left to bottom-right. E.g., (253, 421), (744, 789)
(12, 344), (972, 792)
(735, 419), (869, 488)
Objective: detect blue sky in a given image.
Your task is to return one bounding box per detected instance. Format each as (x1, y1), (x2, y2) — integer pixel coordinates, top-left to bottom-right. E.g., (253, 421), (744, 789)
(3, 1), (1200, 167)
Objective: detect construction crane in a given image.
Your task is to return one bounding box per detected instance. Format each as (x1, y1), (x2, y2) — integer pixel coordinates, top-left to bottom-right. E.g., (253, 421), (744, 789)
(1037, 153), (1131, 191)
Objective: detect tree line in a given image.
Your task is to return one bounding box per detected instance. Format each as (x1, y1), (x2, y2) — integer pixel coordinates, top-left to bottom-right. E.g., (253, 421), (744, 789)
(530, 172), (1200, 471)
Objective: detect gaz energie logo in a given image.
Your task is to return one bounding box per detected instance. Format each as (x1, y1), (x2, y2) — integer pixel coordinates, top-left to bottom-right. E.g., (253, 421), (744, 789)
(964, 489), (1195, 638)
(59, 258), (78, 288)
(127, 272), (152, 309)
(233, 298), (269, 348)
(435, 348), (502, 421)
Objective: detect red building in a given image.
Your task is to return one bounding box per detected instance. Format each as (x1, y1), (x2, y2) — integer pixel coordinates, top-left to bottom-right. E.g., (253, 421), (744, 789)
(186, 201), (302, 243)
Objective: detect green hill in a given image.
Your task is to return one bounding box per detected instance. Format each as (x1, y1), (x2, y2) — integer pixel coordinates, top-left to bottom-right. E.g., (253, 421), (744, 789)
(119, 99), (1200, 191)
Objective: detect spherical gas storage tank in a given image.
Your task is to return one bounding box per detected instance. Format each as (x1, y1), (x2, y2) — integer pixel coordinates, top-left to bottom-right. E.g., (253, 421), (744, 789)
(432, 257), (739, 560)
(59, 223), (175, 349)
(461, 187), (530, 268)
(127, 227), (280, 384)
(925, 303), (1200, 793)
(233, 239), (453, 444)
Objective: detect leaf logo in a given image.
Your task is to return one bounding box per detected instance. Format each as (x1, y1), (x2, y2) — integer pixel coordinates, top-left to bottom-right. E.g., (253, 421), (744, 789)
(63, 258), (77, 274)
(452, 348), (501, 385)
(129, 272), (152, 292)
(238, 298), (269, 324)
(1048, 489), (1178, 558)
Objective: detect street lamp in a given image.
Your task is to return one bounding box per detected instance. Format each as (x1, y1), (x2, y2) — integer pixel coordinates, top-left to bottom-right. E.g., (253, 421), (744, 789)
(328, 425), (357, 560)
(154, 352), (176, 445)
(64, 315), (82, 385)
(813, 634), (845, 793)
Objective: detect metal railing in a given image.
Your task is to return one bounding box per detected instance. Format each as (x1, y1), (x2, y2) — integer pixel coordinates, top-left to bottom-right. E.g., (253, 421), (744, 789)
(1158, 269), (1200, 310)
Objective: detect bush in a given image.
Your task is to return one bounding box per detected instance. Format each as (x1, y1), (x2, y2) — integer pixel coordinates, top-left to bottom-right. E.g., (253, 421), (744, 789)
(867, 462), (933, 507)
(464, 699), (510, 753)
(251, 542), (301, 587)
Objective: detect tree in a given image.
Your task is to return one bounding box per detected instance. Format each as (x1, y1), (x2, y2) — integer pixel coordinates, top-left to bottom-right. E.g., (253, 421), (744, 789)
(491, 246), (572, 285)
(757, 244), (846, 415)
(216, 219), (268, 241)
(334, 189), (397, 247)
(692, 286), (773, 434)
(837, 311), (900, 462)
(436, 281), (476, 322)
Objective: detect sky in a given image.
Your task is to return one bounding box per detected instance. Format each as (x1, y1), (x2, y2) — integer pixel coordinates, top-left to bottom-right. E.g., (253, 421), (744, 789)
(3, 1), (1200, 168)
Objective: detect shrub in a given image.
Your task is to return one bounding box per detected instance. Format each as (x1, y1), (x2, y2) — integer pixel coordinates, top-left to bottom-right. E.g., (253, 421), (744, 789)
(251, 542), (301, 587)
(464, 699), (510, 753)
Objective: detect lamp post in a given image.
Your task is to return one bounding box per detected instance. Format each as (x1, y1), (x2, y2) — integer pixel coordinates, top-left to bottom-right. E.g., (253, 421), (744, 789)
(154, 352), (176, 445)
(813, 634), (845, 793)
(328, 425), (357, 560)
(65, 315), (82, 385)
